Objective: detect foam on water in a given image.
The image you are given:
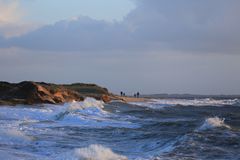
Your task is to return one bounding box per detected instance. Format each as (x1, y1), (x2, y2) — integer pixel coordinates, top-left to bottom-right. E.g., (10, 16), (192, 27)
(54, 98), (139, 128)
(1, 97), (239, 159)
(0, 120), (34, 145)
(68, 97), (105, 111)
(55, 144), (127, 160)
(54, 98), (107, 122)
(0, 97), (139, 138)
(131, 98), (239, 109)
(0, 98), (139, 159)
(74, 144), (127, 160)
(0, 107), (54, 121)
(198, 117), (231, 130)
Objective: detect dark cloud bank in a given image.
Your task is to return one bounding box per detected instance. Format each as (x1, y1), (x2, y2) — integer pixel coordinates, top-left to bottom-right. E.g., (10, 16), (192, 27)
(1, 0), (240, 54)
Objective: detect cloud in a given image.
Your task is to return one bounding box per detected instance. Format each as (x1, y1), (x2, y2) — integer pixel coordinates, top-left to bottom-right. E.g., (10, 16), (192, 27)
(125, 0), (240, 53)
(4, 16), (134, 51)
(1, 0), (240, 54)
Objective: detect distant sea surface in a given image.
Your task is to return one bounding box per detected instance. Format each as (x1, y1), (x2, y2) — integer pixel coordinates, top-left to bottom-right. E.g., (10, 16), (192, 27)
(0, 97), (240, 160)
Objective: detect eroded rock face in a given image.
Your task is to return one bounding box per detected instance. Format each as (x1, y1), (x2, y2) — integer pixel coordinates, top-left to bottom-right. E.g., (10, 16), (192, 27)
(0, 81), (111, 105)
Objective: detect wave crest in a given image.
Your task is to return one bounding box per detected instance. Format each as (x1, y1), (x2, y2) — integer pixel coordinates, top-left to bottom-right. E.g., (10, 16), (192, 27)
(68, 97), (105, 111)
(54, 98), (139, 128)
(131, 98), (240, 109)
(74, 144), (127, 160)
(199, 117), (231, 130)
(55, 97), (106, 121)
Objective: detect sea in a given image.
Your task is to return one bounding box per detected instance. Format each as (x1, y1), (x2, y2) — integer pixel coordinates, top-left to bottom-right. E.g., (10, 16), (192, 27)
(0, 97), (239, 160)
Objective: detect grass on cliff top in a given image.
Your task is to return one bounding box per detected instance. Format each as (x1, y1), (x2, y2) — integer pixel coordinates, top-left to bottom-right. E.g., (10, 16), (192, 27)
(0, 81), (109, 96)
(63, 83), (109, 95)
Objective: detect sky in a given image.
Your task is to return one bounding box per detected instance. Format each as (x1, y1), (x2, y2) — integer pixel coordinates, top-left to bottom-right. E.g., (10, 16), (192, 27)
(0, 0), (240, 95)
(21, 0), (135, 23)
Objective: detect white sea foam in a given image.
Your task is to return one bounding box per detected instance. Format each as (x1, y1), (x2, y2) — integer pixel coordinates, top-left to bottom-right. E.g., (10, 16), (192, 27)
(0, 98), (139, 129)
(54, 98), (107, 121)
(68, 97), (105, 111)
(55, 144), (127, 160)
(74, 144), (128, 160)
(54, 98), (140, 128)
(56, 97), (106, 119)
(198, 117), (231, 130)
(131, 98), (239, 109)
(0, 127), (33, 144)
(0, 98), (105, 122)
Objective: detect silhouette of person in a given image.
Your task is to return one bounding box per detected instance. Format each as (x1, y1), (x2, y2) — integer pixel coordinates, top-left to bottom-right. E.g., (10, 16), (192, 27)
(120, 91), (123, 96)
(137, 92), (140, 98)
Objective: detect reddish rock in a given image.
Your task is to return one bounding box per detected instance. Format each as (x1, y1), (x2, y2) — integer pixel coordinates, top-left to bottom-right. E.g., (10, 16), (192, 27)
(0, 81), (111, 105)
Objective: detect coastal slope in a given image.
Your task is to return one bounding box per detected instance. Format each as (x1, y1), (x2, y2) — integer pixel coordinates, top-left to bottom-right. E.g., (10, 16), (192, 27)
(0, 81), (111, 105)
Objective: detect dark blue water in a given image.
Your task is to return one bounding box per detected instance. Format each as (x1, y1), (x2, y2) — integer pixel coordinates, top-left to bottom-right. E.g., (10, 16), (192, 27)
(0, 98), (239, 160)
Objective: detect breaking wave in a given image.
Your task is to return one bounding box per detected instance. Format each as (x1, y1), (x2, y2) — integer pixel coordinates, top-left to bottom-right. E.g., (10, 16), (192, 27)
(55, 97), (107, 121)
(131, 98), (240, 109)
(0, 97), (240, 160)
(74, 144), (127, 160)
(68, 97), (105, 111)
(55, 144), (127, 160)
(198, 117), (231, 130)
(54, 98), (139, 128)
(0, 97), (139, 139)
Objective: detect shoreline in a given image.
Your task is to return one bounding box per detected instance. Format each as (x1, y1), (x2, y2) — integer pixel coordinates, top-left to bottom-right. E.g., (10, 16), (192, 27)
(112, 95), (151, 103)
(0, 81), (151, 106)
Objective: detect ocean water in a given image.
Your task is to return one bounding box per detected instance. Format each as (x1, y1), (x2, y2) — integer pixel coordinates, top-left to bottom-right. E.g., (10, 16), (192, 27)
(0, 97), (240, 160)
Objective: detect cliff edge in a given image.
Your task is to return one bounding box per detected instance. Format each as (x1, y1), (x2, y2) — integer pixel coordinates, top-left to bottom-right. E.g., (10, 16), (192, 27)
(0, 81), (111, 105)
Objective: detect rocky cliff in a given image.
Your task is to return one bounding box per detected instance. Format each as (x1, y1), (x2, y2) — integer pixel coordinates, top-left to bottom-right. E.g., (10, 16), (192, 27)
(0, 81), (111, 105)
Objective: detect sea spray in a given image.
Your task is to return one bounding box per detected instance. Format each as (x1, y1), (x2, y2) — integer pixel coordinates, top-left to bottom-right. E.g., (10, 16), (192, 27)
(74, 144), (127, 160)
(198, 117), (231, 130)
(55, 98), (106, 120)
(54, 144), (127, 160)
(131, 98), (240, 109)
(54, 97), (140, 128)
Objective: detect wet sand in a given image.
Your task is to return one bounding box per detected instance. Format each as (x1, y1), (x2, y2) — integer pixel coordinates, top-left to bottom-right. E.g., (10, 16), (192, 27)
(113, 96), (150, 103)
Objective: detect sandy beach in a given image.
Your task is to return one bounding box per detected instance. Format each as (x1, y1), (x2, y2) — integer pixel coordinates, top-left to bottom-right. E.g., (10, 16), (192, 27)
(113, 95), (150, 103)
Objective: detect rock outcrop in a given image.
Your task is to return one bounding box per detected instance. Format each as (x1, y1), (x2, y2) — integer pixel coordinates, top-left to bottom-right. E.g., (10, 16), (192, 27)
(0, 81), (111, 105)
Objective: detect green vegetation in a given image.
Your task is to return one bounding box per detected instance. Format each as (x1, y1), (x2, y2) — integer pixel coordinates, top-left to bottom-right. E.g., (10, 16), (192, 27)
(63, 83), (109, 95)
